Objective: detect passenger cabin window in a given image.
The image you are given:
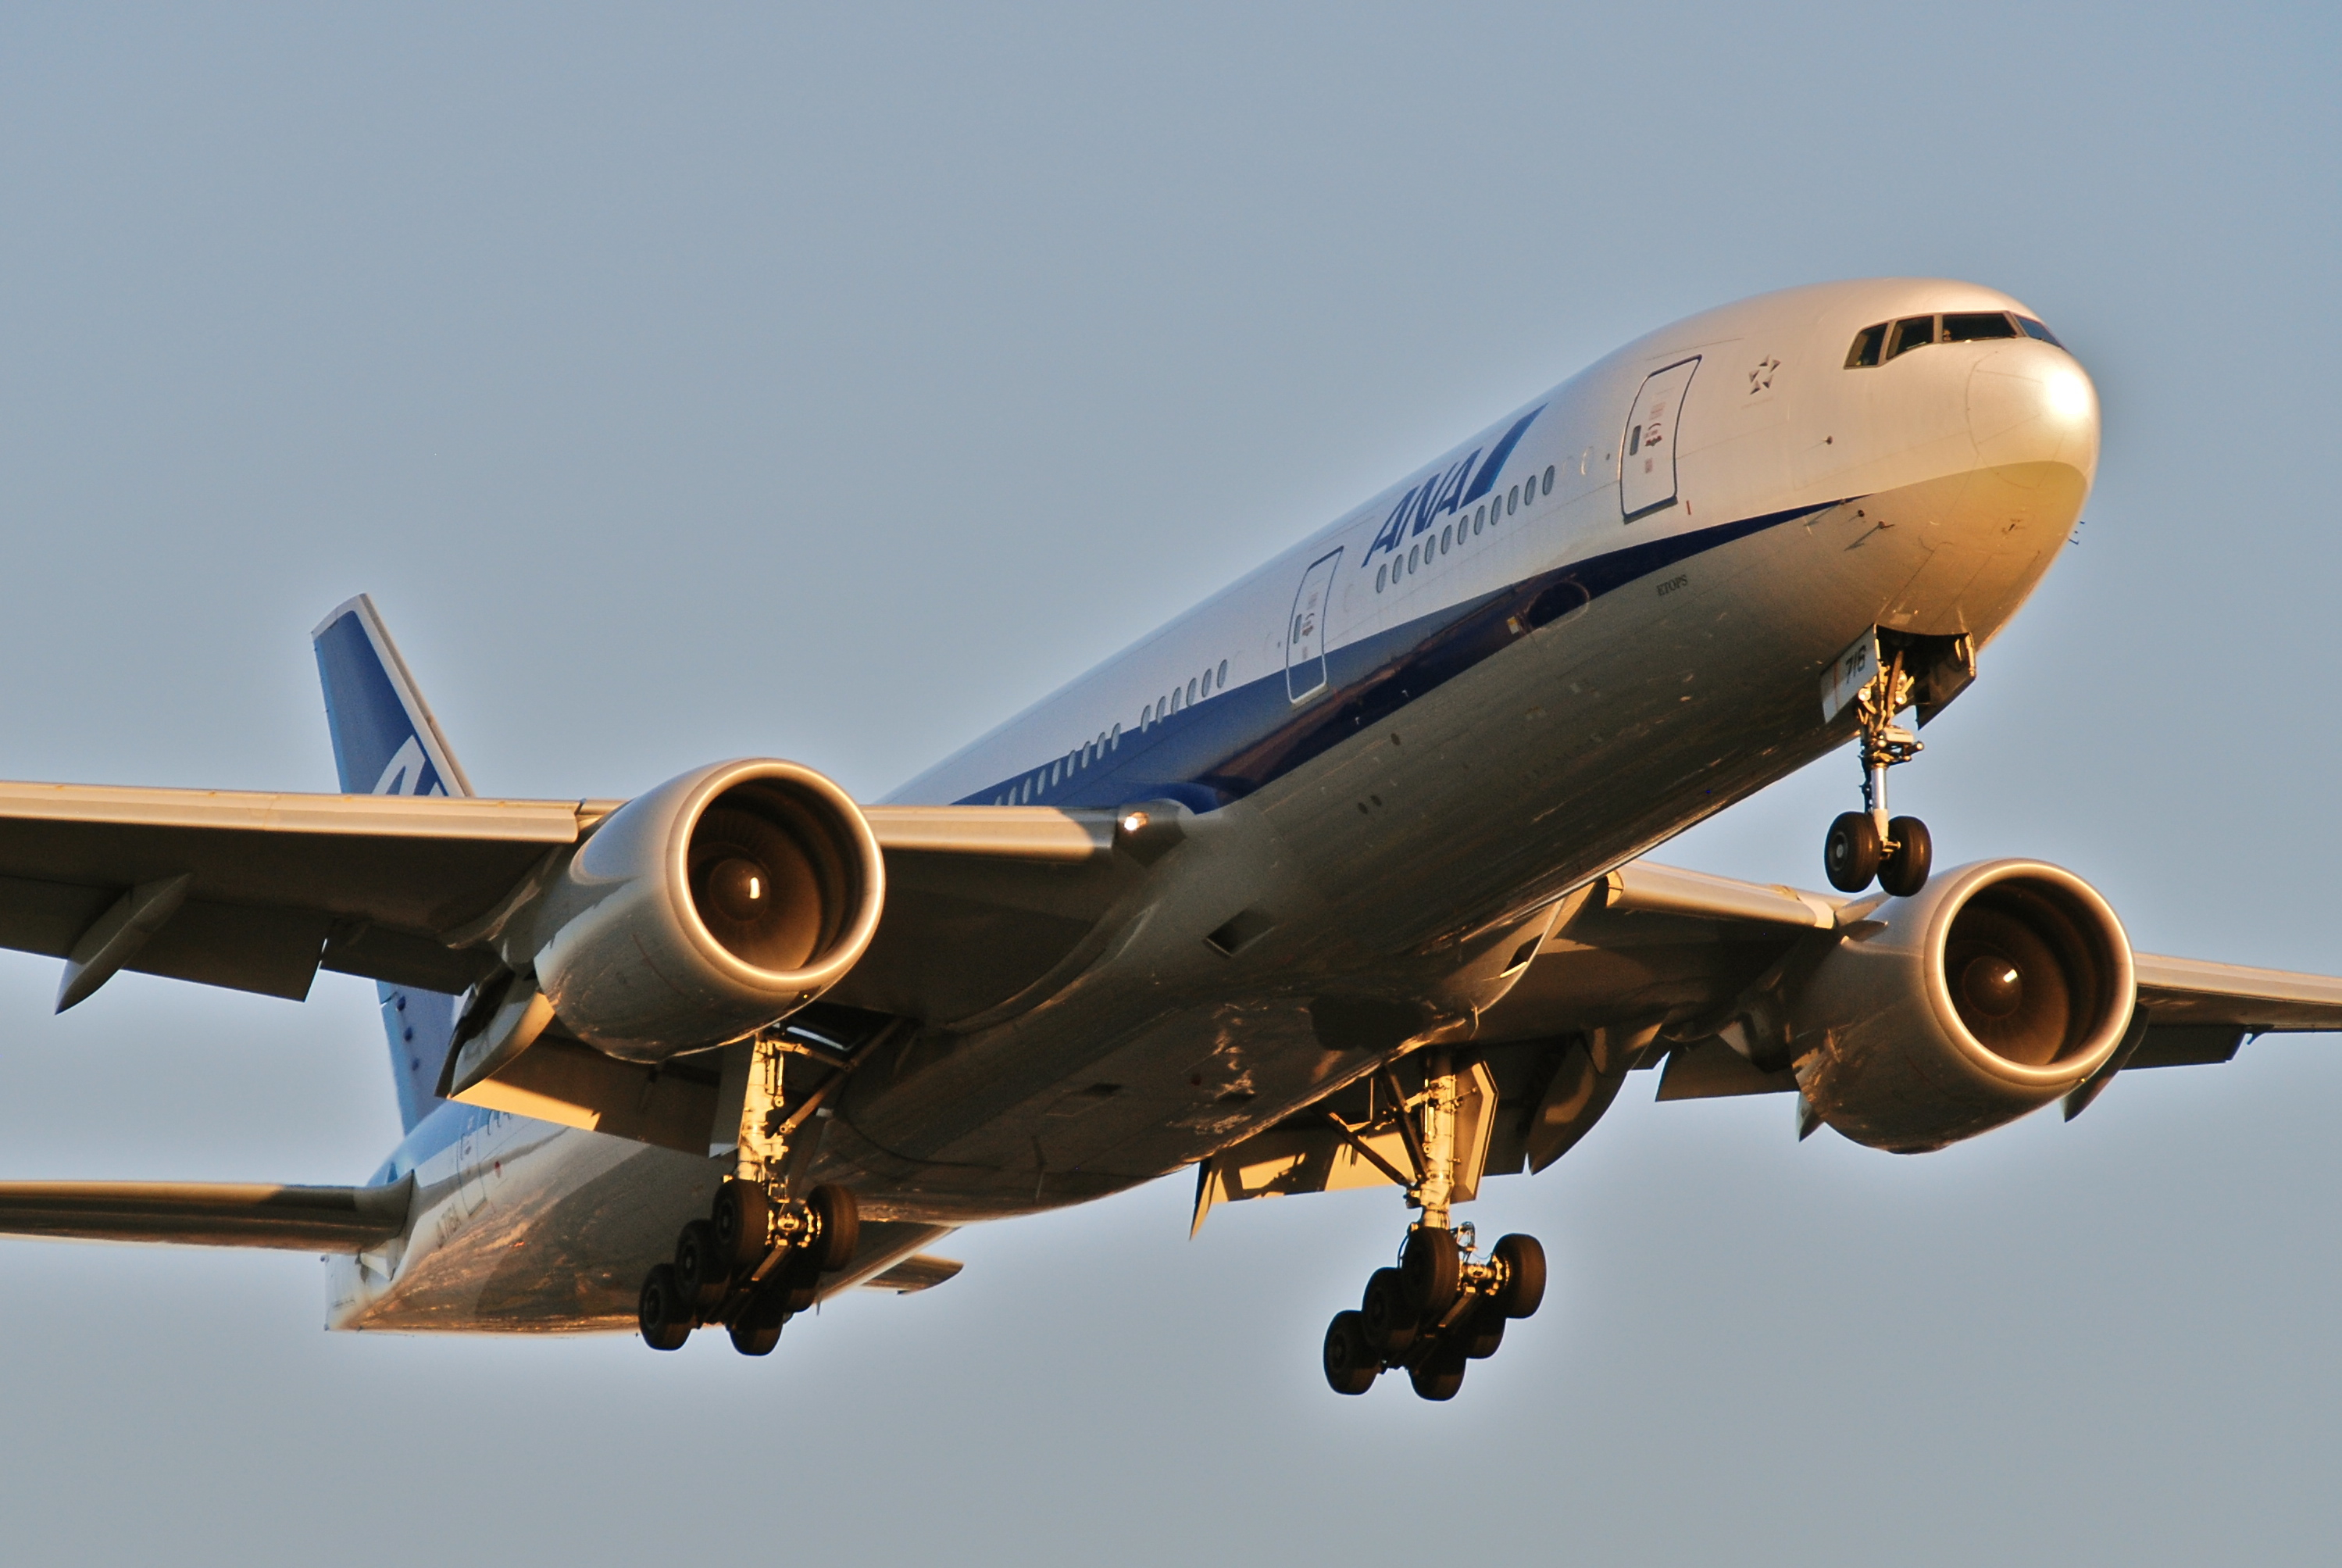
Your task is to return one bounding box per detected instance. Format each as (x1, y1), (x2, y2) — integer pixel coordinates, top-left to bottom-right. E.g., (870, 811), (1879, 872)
(1887, 316), (1936, 359)
(1942, 311), (2019, 342)
(1845, 323), (1887, 367)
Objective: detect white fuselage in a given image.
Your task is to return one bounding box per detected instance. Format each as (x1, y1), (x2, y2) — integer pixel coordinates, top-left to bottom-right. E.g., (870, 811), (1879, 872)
(334, 277), (2101, 1332)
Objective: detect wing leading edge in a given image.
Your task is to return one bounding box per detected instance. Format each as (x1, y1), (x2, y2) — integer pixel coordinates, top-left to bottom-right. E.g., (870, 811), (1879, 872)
(0, 777), (1121, 1016)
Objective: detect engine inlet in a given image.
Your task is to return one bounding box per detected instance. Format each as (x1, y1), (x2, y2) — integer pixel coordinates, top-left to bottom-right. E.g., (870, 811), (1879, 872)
(1942, 876), (2121, 1069)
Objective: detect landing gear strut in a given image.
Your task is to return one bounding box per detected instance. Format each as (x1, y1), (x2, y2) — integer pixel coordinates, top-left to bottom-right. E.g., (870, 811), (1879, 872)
(637, 1029), (862, 1355)
(1825, 647), (1932, 897)
(1320, 1051), (1547, 1401)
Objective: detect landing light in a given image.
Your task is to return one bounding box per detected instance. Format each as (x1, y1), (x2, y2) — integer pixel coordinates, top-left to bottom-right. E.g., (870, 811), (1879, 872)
(2044, 366), (2095, 424)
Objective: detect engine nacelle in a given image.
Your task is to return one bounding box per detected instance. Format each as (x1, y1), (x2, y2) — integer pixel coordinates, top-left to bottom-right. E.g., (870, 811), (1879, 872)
(1791, 860), (2134, 1152)
(517, 759), (884, 1060)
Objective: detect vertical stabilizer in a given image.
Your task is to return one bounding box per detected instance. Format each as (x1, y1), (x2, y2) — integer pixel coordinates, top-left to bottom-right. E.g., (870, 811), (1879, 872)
(312, 595), (473, 800)
(311, 595), (473, 1131)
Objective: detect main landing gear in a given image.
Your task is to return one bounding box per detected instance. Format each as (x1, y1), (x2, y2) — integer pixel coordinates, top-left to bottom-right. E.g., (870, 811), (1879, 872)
(638, 1030), (861, 1356)
(1824, 646), (1933, 898)
(1323, 1223), (1546, 1401)
(1320, 1051), (1548, 1402)
(639, 1178), (859, 1356)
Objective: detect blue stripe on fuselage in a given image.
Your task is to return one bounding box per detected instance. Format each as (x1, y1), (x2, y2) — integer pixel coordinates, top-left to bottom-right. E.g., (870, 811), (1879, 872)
(960, 498), (1843, 812)
(1460, 406), (1544, 509)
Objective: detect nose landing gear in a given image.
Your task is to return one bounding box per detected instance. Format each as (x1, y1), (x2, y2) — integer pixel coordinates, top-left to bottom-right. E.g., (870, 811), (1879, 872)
(1824, 647), (1932, 897)
(1319, 1052), (1548, 1401)
(637, 1030), (862, 1355)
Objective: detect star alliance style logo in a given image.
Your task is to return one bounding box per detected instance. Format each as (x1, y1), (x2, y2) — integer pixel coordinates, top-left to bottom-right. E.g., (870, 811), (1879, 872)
(1748, 355), (1780, 395)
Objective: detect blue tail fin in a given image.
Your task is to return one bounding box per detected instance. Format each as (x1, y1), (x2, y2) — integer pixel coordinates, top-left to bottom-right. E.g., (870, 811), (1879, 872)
(312, 595), (473, 1131)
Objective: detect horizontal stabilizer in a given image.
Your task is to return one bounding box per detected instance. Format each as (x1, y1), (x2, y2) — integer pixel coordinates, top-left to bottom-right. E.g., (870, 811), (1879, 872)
(0, 1176), (411, 1252)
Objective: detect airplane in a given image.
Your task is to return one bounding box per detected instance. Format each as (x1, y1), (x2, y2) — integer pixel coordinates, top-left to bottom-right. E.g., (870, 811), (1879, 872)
(2, 276), (2335, 1402)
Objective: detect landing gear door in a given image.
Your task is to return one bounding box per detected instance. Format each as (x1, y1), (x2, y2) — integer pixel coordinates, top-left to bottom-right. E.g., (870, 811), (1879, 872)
(1619, 356), (1699, 522)
(1285, 547), (1343, 703)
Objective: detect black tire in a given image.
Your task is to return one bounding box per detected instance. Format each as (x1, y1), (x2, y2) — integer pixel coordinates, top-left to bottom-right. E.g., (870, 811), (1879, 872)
(638, 1265), (691, 1351)
(1491, 1233), (1547, 1319)
(711, 1180), (769, 1272)
(1825, 812), (1881, 893)
(1462, 1302), (1507, 1360)
(1323, 1311), (1379, 1395)
(1880, 816), (1932, 897)
(1408, 1344), (1467, 1402)
(1360, 1267), (1417, 1356)
(1400, 1227), (1462, 1315)
(807, 1184), (861, 1273)
(778, 1245), (822, 1313)
(746, 1272), (796, 1323)
(674, 1220), (727, 1311)
(728, 1313), (784, 1356)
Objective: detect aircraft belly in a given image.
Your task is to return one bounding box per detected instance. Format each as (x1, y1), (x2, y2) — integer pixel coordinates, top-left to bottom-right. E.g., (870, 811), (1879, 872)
(337, 1124), (712, 1333)
(823, 997), (1351, 1223)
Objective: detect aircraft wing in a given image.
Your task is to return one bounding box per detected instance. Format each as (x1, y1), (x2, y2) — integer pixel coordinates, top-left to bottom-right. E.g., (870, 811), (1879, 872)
(0, 1176), (412, 1252)
(1194, 858), (2342, 1224)
(1476, 859), (2342, 1113)
(0, 779), (1123, 1018)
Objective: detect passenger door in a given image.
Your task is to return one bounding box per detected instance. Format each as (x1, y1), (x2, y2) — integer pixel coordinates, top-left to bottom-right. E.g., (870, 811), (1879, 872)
(1619, 356), (1700, 522)
(1285, 548), (1342, 702)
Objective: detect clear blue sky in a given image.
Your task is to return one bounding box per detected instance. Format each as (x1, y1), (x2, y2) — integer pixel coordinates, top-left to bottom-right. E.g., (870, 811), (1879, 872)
(2, 5), (2337, 1563)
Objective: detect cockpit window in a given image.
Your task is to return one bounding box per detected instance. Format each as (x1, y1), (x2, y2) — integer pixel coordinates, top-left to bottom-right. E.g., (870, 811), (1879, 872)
(1941, 311), (2019, 342)
(1887, 316), (1937, 359)
(1847, 310), (2065, 368)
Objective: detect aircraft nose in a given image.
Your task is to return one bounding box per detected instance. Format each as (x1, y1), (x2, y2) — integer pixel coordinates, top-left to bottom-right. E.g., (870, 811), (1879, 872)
(1968, 347), (2100, 484)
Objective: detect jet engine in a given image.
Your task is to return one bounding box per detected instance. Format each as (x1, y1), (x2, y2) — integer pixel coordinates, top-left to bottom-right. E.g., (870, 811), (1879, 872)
(1791, 860), (2134, 1152)
(516, 758), (885, 1060)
